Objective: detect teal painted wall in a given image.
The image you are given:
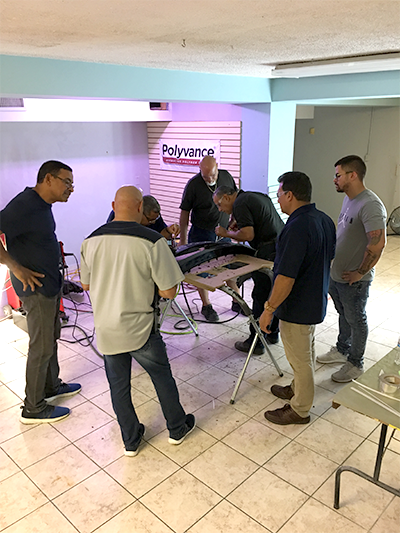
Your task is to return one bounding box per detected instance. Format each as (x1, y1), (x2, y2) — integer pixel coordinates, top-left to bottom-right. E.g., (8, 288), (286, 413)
(0, 55), (271, 103)
(2, 55), (398, 103)
(272, 70), (400, 102)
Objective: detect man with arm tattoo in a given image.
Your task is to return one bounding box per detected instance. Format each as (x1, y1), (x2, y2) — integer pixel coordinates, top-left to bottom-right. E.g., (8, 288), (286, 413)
(317, 155), (387, 382)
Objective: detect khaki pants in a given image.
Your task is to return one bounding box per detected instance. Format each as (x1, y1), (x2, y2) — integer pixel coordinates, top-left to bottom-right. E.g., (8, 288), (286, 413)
(279, 320), (316, 418)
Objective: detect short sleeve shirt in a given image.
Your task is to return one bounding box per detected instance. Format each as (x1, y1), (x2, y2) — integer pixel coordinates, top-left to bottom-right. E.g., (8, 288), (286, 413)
(0, 187), (62, 297)
(232, 190), (284, 249)
(274, 204), (336, 325)
(80, 221), (184, 354)
(180, 169), (236, 231)
(330, 189), (386, 283)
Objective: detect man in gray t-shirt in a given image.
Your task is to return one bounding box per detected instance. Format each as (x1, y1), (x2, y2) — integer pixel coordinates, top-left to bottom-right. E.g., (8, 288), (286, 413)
(317, 155), (386, 383)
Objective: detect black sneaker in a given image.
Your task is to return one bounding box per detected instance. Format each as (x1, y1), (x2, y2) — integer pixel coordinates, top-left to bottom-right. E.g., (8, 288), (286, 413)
(235, 337), (265, 355)
(201, 304), (219, 322)
(20, 404), (70, 425)
(45, 382), (82, 402)
(231, 301), (246, 315)
(266, 332), (279, 344)
(125, 424), (146, 457)
(168, 414), (196, 445)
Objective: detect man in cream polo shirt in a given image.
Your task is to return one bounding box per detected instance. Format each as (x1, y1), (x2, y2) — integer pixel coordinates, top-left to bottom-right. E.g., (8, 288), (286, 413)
(80, 186), (195, 456)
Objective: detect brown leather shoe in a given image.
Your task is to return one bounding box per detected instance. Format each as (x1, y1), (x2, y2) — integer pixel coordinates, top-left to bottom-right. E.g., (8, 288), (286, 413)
(270, 384), (294, 400)
(264, 403), (310, 425)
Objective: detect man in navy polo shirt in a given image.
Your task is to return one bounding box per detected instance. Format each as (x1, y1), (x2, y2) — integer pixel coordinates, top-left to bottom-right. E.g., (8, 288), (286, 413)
(260, 172), (336, 425)
(0, 160), (81, 424)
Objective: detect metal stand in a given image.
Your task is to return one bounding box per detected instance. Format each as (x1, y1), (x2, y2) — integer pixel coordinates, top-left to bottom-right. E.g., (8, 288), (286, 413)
(159, 297), (199, 337)
(218, 285), (283, 403)
(334, 424), (400, 509)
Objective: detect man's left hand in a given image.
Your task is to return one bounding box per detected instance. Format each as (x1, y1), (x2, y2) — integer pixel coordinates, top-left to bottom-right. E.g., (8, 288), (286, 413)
(342, 270), (363, 285)
(259, 309), (273, 333)
(215, 225), (228, 238)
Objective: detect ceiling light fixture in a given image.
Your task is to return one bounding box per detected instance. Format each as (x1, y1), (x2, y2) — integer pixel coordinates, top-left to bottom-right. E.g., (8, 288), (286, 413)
(270, 52), (400, 78)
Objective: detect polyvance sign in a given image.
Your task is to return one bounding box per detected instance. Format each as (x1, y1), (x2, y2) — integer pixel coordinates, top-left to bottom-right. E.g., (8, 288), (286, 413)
(159, 139), (221, 171)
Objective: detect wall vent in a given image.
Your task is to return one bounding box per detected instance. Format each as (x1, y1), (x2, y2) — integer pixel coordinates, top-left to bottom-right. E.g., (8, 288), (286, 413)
(0, 98), (24, 108)
(149, 102), (169, 110)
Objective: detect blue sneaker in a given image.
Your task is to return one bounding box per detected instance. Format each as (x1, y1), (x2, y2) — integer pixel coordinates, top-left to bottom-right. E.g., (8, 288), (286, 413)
(45, 382), (82, 402)
(168, 414), (196, 445)
(20, 404), (70, 425)
(125, 424), (146, 457)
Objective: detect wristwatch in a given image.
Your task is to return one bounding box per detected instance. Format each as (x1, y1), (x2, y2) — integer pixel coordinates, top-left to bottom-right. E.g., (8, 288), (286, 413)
(264, 301), (276, 312)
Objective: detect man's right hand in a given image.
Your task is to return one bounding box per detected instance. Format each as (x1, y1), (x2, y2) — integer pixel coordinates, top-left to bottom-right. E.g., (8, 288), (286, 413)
(13, 265), (45, 292)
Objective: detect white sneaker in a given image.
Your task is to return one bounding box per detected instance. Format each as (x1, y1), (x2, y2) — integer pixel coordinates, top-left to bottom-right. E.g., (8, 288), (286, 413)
(316, 346), (347, 364)
(331, 362), (363, 383)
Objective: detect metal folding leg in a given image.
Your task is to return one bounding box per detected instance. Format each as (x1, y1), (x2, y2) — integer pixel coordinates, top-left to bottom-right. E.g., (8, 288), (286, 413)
(159, 298), (198, 337)
(334, 424), (400, 509)
(218, 285), (283, 403)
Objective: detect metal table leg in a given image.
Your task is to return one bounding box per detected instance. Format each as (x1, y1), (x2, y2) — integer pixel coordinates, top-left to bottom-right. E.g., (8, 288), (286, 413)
(159, 296), (199, 337)
(218, 285), (283, 404)
(334, 424), (400, 509)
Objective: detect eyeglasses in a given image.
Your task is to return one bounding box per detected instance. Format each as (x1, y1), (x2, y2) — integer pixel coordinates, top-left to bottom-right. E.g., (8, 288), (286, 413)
(52, 174), (74, 189)
(216, 196), (225, 207)
(277, 190), (288, 199)
(144, 213), (160, 224)
(334, 171), (352, 179)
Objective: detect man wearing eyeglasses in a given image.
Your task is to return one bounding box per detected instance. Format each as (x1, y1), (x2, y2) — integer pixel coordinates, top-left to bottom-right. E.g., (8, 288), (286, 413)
(260, 172), (336, 425)
(107, 195), (180, 240)
(0, 160), (81, 424)
(213, 185), (284, 353)
(316, 155), (386, 383)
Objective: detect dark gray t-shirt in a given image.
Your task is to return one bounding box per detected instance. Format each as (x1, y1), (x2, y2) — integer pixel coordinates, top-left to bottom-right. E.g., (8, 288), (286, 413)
(180, 169), (236, 230)
(331, 189), (386, 283)
(233, 190), (284, 249)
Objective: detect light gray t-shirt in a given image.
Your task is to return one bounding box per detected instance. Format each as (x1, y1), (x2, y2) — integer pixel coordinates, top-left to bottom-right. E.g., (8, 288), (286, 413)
(80, 222), (184, 355)
(331, 189), (386, 283)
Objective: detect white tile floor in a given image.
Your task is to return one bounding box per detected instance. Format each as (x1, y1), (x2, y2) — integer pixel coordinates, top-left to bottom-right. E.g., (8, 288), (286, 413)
(0, 236), (399, 533)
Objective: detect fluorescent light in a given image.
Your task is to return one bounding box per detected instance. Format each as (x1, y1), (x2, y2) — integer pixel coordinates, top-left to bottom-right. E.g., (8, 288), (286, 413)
(270, 53), (400, 78)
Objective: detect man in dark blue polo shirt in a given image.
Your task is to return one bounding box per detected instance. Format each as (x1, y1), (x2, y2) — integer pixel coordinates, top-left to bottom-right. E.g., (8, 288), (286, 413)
(0, 161), (81, 424)
(260, 172), (336, 425)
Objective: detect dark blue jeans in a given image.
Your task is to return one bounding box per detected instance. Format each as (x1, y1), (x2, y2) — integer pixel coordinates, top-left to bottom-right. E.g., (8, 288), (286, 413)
(329, 278), (371, 369)
(21, 291), (62, 413)
(103, 332), (186, 451)
(188, 225), (231, 244)
(251, 242), (279, 336)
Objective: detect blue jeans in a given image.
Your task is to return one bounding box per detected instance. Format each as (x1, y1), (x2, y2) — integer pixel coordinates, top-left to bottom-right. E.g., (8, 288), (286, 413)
(188, 225), (230, 244)
(21, 291), (62, 412)
(251, 242), (279, 336)
(103, 332), (186, 451)
(329, 278), (371, 369)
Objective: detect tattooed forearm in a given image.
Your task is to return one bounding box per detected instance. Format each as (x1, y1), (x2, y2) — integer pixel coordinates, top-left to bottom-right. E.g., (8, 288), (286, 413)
(357, 229), (386, 275)
(367, 229), (384, 246)
(357, 249), (378, 275)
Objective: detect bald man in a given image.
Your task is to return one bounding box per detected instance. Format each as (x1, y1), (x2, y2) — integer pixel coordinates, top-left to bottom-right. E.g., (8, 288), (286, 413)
(107, 194), (180, 240)
(80, 186), (195, 456)
(179, 156), (238, 322)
